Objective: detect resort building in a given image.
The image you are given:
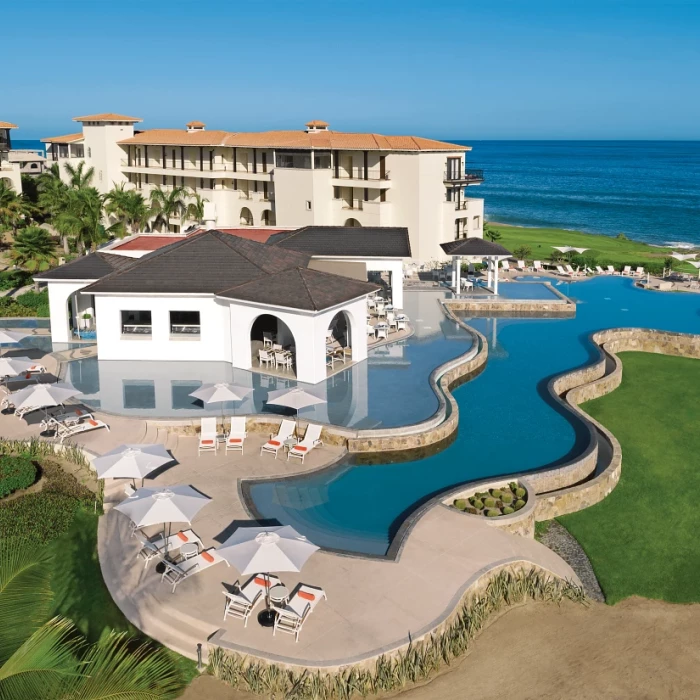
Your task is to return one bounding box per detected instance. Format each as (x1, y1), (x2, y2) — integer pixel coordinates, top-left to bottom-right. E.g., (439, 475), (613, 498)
(42, 114), (484, 261)
(0, 121), (23, 191)
(35, 227), (411, 384)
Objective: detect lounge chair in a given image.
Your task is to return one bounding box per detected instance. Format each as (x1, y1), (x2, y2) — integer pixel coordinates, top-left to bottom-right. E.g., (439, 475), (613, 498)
(622, 265), (632, 276)
(40, 408), (93, 432)
(261, 419), (296, 459)
(55, 417), (109, 443)
(501, 260), (511, 272)
(517, 260), (527, 272)
(136, 528), (202, 569)
(288, 424), (323, 463)
(225, 416), (247, 454)
(533, 261), (543, 272)
(160, 548), (228, 593)
(595, 266), (605, 274)
(223, 573), (282, 626)
(634, 266), (645, 277)
(272, 584), (327, 642)
(556, 265), (572, 277)
(607, 265), (619, 275)
(198, 416), (218, 455)
(565, 265), (584, 277)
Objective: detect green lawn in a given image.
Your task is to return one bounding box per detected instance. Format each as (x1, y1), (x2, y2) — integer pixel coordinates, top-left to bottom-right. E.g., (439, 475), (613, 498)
(488, 223), (697, 272)
(558, 352), (700, 604)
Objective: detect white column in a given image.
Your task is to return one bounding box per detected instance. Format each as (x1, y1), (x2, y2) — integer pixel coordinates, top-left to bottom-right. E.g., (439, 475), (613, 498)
(455, 256), (461, 293)
(486, 258), (492, 289)
(388, 261), (404, 310)
(494, 258), (500, 296)
(451, 258), (457, 290)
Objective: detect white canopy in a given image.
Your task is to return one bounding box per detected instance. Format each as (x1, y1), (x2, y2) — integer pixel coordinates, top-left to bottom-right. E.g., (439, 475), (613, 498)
(267, 387), (326, 411)
(10, 382), (81, 411)
(217, 525), (319, 575)
(0, 356), (37, 378)
(114, 485), (211, 527)
(93, 444), (174, 480)
(0, 329), (29, 356)
(670, 252), (697, 261)
(688, 260), (700, 278)
(189, 382), (253, 405)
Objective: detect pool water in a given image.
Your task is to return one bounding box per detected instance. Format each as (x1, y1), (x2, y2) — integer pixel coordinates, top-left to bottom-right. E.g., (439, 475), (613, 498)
(248, 278), (700, 555)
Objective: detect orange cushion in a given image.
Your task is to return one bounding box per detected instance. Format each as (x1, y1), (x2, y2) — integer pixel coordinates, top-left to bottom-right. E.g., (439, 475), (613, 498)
(228, 438), (242, 443)
(201, 551), (215, 563)
(295, 446), (308, 452)
(268, 440), (280, 447)
(201, 439), (214, 445)
(176, 532), (188, 542)
(254, 576), (271, 587)
(298, 590), (315, 601)
(24, 373), (31, 379)
(88, 419), (98, 427)
(76, 409), (83, 415)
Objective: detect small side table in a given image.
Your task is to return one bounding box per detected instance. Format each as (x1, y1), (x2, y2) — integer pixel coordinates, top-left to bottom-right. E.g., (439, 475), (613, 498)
(179, 542), (199, 560)
(283, 437), (297, 454)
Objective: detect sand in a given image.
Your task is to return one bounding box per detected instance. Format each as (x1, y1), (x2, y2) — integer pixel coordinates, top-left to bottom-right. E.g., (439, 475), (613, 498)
(180, 598), (700, 700)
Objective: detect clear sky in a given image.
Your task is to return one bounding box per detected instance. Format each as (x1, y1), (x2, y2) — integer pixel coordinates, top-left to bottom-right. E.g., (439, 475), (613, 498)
(5, 0), (700, 140)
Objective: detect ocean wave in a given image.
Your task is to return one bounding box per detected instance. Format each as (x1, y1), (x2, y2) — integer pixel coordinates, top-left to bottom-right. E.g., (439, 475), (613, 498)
(662, 242), (698, 249)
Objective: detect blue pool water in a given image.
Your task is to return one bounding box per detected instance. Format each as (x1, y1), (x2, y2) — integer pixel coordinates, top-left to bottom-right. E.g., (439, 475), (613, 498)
(487, 281), (560, 300)
(248, 278), (700, 555)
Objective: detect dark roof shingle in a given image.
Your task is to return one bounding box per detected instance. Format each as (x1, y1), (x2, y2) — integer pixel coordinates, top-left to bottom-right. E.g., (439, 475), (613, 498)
(34, 252), (135, 281)
(440, 238), (512, 257)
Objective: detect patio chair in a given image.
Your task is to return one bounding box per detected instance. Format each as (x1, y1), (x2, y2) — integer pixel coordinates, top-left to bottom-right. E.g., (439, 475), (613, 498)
(594, 266), (604, 274)
(262, 332), (275, 349)
(376, 305), (386, 318)
(258, 349), (273, 369)
(622, 265), (632, 276)
(55, 417), (109, 444)
(607, 265), (619, 275)
(517, 260), (527, 272)
(533, 260), (543, 272)
(272, 584), (327, 642)
(136, 529), (202, 569)
(376, 326), (388, 341)
(634, 266), (645, 277)
(366, 297), (376, 311)
(501, 260), (511, 272)
(124, 484), (136, 498)
(198, 416), (218, 455)
(261, 419), (296, 458)
(223, 573), (282, 626)
(366, 324), (376, 339)
(160, 548), (228, 593)
(565, 265), (583, 277)
(556, 265), (572, 277)
(225, 416), (247, 454)
(397, 319), (408, 332)
(288, 423), (323, 463)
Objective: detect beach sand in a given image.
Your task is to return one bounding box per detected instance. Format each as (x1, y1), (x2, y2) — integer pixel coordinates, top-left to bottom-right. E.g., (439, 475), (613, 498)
(181, 598), (700, 700)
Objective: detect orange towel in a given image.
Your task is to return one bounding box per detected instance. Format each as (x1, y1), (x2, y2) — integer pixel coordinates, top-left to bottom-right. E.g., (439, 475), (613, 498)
(298, 590), (315, 601)
(201, 551), (215, 563)
(268, 440), (280, 447)
(228, 438), (242, 443)
(176, 532), (188, 542)
(294, 446), (308, 452)
(201, 439), (214, 445)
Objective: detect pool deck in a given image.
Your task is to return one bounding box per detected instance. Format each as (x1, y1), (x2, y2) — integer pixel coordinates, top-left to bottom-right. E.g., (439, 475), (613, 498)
(0, 347), (579, 668)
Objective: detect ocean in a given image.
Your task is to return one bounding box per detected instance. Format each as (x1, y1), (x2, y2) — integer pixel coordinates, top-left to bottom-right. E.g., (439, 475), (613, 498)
(459, 140), (700, 248)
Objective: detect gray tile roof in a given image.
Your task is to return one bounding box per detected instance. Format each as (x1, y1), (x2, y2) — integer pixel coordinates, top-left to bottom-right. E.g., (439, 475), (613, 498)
(267, 226), (411, 258)
(217, 267), (379, 311)
(440, 237), (512, 257)
(34, 252), (135, 281)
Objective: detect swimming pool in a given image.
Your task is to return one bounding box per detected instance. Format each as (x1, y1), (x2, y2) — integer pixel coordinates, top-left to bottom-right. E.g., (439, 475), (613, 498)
(248, 278), (700, 555)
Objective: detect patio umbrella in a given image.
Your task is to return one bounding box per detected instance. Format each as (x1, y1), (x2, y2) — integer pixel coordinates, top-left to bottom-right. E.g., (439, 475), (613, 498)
(93, 443), (174, 486)
(9, 382), (81, 419)
(189, 382), (253, 428)
(0, 329), (29, 357)
(0, 356), (36, 378)
(217, 525), (319, 626)
(266, 386), (327, 434)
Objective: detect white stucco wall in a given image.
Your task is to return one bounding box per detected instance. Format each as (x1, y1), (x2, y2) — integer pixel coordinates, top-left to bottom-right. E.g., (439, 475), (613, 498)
(0, 164), (23, 192)
(45, 280), (94, 342)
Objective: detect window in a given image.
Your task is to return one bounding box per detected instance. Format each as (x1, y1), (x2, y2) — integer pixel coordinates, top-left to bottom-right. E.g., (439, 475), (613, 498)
(87, 147), (92, 158)
(473, 215), (481, 230)
(170, 310), (200, 336)
(171, 381), (202, 410)
(305, 200), (312, 211)
(275, 151), (312, 169)
(121, 310), (152, 336)
(123, 380), (155, 409)
(313, 151), (331, 169)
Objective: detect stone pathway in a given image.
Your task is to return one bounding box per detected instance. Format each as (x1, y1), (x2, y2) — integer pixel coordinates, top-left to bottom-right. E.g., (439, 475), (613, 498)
(539, 521), (605, 602)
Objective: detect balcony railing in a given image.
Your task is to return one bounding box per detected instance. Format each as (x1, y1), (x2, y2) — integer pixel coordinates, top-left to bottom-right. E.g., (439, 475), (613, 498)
(122, 324), (152, 336)
(340, 198), (364, 211)
(335, 169), (390, 181)
(444, 168), (484, 183)
(170, 324), (200, 335)
(453, 200), (470, 210)
(120, 159), (269, 174)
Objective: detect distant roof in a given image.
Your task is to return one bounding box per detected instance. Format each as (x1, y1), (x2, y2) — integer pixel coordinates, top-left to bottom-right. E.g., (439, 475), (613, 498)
(440, 237), (512, 257)
(79, 230), (377, 310)
(73, 113), (143, 123)
(34, 252), (135, 281)
(41, 132), (84, 144)
(305, 120), (329, 127)
(267, 226), (411, 258)
(189, 228), (286, 243)
(112, 235), (186, 251)
(0, 121), (18, 129)
(186, 120), (206, 127)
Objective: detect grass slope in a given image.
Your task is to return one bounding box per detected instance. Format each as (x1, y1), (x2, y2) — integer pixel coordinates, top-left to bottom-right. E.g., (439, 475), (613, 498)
(489, 223), (697, 270)
(558, 352), (700, 604)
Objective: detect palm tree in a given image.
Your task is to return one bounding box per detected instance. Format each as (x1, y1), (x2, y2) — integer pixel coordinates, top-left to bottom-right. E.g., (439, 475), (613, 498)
(0, 181), (33, 235)
(149, 186), (189, 232)
(9, 226), (57, 272)
(0, 545), (185, 699)
(484, 223), (502, 243)
(37, 165), (71, 253)
(54, 188), (119, 253)
(183, 193), (207, 226)
(63, 161), (95, 189)
(105, 184), (152, 235)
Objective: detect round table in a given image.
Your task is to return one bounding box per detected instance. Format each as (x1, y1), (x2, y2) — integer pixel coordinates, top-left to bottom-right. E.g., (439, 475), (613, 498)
(179, 542), (199, 560)
(283, 437), (297, 453)
(269, 584), (289, 604)
(257, 584), (290, 627)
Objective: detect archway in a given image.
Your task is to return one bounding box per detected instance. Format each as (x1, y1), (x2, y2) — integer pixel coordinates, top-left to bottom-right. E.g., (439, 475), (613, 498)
(261, 209), (276, 226)
(343, 218), (361, 227)
(240, 207), (253, 226)
(250, 314), (296, 377)
(327, 310), (350, 350)
(1, 177), (14, 191)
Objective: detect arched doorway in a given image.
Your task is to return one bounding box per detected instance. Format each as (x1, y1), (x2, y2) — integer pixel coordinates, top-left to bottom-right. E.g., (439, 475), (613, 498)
(327, 311), (351, 350)
(240, 207), (253, 226)
(1, 177), (14, 190)
(261, 209), (276, 226)
(250, 314), (296, 377)
(343, 218), (361, 227)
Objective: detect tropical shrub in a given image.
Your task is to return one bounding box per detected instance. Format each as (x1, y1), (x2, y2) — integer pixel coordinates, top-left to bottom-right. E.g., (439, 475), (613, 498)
(454, 499), (467, 510)
(514, 499), (526, 510)
(15, 288), (48, 309)
(502, 506), (515, 515)
(451, 482), (529, 518)
(0, 455), (36, 498)
(485, 509), (500, 517)
(483, 497), (496, 508)
(0, 492), (81, 545)
(513, 245), (532, 260)
(0, 269), (31, 291)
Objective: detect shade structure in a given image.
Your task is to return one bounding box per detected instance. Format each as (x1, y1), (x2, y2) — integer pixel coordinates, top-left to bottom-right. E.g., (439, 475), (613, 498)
(688, 261), (700, 278)
(0, 356), (36, 378)
(0, 329), (29, 356)
(9, 382), (81, 412)
(114, 485), (210, 528)
(189, 382), (253, 405)
(93, 444), (174, 480)
(670, 252), (697, 261)
(217, 525), (319, 575)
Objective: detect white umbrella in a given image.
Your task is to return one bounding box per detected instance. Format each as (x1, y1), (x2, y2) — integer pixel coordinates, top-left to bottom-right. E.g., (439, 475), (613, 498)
(93, 443), (174, 484)
(114, 484), (211, 529)
(189, 382), (253, 428)
(0, 329), (29, 357)
(0, 356), (36, 378)
(10, 382), (81, 416)
(266, 387), (327, 433)
(217, 525), (319, 626)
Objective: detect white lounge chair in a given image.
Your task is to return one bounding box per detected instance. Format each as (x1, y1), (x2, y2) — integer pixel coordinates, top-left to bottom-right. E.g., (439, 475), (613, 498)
(607, 265), (619, 275)
(160, 548), (228, 593)
(223, 573), (282, 626)
(260, 419), (296, 459)
(634, 266), (645, 277)
(136, 528), (202, 569)
(397, 319), (407, 332)
(40, 408), (94, 432)
(501, 260), (511, 272)
(272, 584), (327, 642)
(517, 260), (527, 272)
(565, 265), (584, 277)
(366, 324), (376, 339)
(556, 265), (572, 277)
(198, 416), (218, 455)
(376, 326), (388, 341)
(533, 260), (543, 272)
(225, 416), (247, 454)
(595, 266), (605, 274)
(622, 265), (632, 276)
(55, 417), (109, 444)
(288, 424), (323, 463)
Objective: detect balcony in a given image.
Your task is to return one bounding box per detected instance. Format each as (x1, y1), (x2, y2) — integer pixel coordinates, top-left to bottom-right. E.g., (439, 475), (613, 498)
(443, 168), (484, 184)
(341, 198), (364, 211)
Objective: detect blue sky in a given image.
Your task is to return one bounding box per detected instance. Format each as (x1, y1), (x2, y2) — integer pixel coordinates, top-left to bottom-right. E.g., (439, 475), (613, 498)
(6, 0), (700, 140)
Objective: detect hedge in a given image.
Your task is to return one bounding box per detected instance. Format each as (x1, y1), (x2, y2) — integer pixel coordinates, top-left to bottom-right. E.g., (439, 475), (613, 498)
(0, 455), (36, 498)
(0, 270), (31, 291)
(0, 492), (81, 545)
(0, 291), (49, 318)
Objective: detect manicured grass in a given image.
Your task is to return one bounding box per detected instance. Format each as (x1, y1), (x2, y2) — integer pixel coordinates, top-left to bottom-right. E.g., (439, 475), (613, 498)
(558, 352), (700, 604)
(489, 223), (697, 272)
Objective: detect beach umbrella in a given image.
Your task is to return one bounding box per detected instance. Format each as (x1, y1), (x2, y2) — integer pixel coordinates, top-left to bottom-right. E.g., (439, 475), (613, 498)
(10, 382), (81, 418)
(217, 525), (319, 625)
(0, 329), (29, 357)
(93, 443), (174, 485)
(266, 387), (326, 434)
(189, 382), (253, 428)
(0, 356), (36, 379)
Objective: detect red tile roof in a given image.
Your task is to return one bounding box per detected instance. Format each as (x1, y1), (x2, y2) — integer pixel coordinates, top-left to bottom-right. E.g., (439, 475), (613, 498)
(112, 236), (186, 251)
(73, 113), (143, 123)
(0, 121), (18, 129)
(41, 132), (84, 144)
(190, 228), (286, 243)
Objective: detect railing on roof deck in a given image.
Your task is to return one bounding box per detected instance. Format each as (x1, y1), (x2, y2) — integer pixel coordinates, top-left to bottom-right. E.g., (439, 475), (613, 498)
(443, 168), (484, 183)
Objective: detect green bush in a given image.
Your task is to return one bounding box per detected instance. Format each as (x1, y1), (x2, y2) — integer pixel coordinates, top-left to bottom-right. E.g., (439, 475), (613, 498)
(465, 507), (478, 515)
(36, 303), (50, 317)
(0, 492), (81, 545)
(472, 499), (484, 510)
(15, 289), (48, 309)
(483, 497), (496, 508)
(501, 493), (514, 505)
(490, 489), (503, 498)
(485, 509), (500, 518)
(454, 499), (468, 510)
(514, 499), (526, 510)
(0, 270), (31, 291)
(502, 506), (515, 515)
(515, 487), (526, 499)
(0, 455), (36, 498)
(0, 297), (34, 318)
